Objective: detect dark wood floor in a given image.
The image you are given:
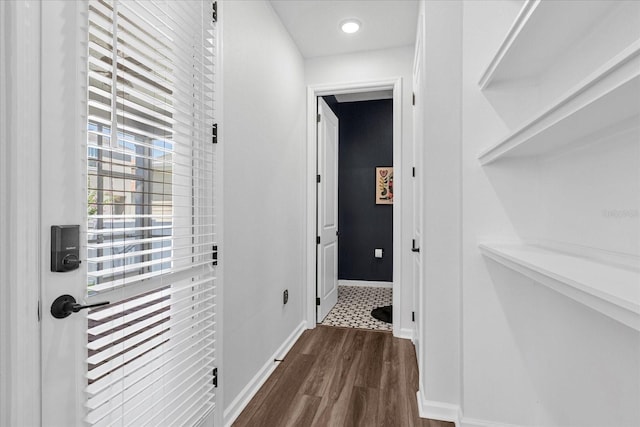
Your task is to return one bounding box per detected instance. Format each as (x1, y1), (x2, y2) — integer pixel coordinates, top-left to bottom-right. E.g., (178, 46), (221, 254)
(232, 326), (454, 427)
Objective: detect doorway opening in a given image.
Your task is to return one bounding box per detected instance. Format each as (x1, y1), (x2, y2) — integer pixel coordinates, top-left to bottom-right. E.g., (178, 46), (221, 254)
(305, 78), (403, 336)
(318, 94), (394, 331)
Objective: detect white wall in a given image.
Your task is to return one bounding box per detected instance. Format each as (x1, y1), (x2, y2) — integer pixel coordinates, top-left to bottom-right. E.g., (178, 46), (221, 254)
(460, 1), (640, 426)
(538, 127), (640, 256)
(305, 46), (415, 336)
(416, 0), (462, 419)
(221, 0), (307, 419)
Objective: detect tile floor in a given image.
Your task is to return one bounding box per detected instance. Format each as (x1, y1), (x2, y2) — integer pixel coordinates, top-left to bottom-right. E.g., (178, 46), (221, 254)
(321, 285), (393, 331)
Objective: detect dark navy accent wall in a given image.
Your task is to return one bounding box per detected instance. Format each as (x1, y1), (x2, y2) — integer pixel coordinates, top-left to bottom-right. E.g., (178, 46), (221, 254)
(323, 97), (393, 282)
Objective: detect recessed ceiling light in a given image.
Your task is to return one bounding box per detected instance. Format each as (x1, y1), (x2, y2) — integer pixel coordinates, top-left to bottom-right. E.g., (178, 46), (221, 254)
(341, 19), (361, 34)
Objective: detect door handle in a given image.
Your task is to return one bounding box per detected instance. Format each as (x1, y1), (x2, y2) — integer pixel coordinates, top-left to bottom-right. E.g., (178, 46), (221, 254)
(50, 294), (110, 319)
(411, 239), (420, 253)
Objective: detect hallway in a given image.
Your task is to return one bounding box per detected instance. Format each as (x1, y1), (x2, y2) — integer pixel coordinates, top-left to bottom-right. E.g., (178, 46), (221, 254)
(2, 1), (639, 426)
(233, 326), (453, 427)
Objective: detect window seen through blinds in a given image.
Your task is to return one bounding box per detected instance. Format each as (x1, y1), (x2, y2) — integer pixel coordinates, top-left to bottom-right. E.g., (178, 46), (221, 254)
(85, 1), (217, 425)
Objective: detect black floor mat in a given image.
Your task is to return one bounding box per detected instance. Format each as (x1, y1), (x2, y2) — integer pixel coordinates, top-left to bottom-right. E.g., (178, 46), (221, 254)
(371, 305), (392, 323)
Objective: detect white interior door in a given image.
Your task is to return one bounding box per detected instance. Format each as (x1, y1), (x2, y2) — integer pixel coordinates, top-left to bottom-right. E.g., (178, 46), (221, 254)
(317, 98), (339, 322)
(40, 2), (219, 426)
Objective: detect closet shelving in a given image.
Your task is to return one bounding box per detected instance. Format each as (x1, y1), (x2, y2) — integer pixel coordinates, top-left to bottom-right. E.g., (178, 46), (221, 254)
(478, 0), (617, 90)
(477, 0), (640, 330)
(477, 0), (640, 164)
(478, 41), (640, 165)
(479, 243), (640, 331)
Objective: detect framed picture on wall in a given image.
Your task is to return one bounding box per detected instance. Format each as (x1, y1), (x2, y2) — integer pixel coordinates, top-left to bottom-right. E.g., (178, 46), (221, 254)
(376, 167), (393, 205)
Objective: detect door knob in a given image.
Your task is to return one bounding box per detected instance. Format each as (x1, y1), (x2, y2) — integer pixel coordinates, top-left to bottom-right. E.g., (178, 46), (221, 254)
(50, 294), (110, 319)
(411, 239), (420, 253)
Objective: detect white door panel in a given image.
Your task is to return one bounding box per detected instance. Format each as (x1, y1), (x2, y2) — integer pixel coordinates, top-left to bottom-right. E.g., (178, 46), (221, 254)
(323, 242), (338, 298)
(40, 2), (219, 425)
(317, 98), (339, 322)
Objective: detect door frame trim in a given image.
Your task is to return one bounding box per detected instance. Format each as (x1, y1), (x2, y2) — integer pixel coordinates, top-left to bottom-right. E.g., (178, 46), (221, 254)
(0, 1), (43, 425)
(305, 78), (403, 336)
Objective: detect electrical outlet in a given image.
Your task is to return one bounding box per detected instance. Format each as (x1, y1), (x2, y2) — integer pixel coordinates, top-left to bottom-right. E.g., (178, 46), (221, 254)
(283, 289), (289, 305)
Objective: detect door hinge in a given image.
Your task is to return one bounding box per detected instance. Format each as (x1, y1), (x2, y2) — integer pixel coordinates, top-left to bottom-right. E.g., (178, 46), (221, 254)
(212, 123), (218, 144)
(412, 167), (415, 177)
(316, 297), (321, 306)
(316, 236), (321, 244)
(317, 174), (321, 183)
(412, 311), (415, 322)
(412, 92), (415, 106)
(212, 245), (218, 266)
(37, 300), (41, 322)
(212, 1), (217, 22)
(317, 114), (321, 123)
(212, 367), (218, 387)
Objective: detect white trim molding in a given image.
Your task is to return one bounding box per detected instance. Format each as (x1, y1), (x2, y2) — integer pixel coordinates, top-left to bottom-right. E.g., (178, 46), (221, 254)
(415, 391), (528, 427)
(416, 391), (462, 425)
(459, 415), (525, 427)
(397, 327), (415, 341)
(338, 280), (393, 288)
(0, 2), (42, 426)
(223, 321), (307, 427)
(213, 2), (225, 425)
(305, 78), (403, 337)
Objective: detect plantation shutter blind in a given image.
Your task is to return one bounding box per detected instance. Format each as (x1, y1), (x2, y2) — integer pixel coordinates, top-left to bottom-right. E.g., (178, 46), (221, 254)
(85, 0), (217, 426)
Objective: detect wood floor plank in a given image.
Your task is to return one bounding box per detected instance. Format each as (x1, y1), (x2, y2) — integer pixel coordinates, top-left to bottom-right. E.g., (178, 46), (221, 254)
(232, 326), (455, 427)
(379, 331), (396, 391)
(399, 337), (421, 425)
(232, 362), (286, 427)
(378, 337), (404, 427)
(324, 328), (363, 401)
(400, 337), (424, 425)
(310, 329), (363, 426)
(301, 326), (348, 396)
(283, 394), (322, 427)
(344, 386), (379, 427)
(401, 338), (420, 391)
(241, 353), (316, 426)
(298, 323), (332, 355)
(349, 328), (366, 351)
(287, 329), (313, 355)
(354, 330), (387, 389)
(235, 329), (316, 425)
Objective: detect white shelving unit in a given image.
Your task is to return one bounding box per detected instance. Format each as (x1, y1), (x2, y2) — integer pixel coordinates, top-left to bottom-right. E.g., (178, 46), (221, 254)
(478, 41), (640, 165)
(478, 0), (619, 89)
(477, 1), (640, 333)
(479, 243), (640, 331)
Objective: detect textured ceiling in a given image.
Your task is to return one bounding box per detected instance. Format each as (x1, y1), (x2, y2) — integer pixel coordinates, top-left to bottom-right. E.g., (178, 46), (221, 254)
(269, 0), (419, 58)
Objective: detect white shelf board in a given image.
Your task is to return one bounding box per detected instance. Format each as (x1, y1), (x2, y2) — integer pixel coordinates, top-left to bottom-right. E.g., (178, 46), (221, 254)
(478, 0), (618, 89)
(478, 41), (640, 165)
(479, 243), (640, 331)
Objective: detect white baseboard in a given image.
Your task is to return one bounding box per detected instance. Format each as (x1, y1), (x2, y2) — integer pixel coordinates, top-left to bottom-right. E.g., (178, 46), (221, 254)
(338, 279), (392, 288)
(416, 391), (461, 425)
(459, 416), (524, 427)
(223, 321), (307, 427)
(414, 391), (526, 427)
